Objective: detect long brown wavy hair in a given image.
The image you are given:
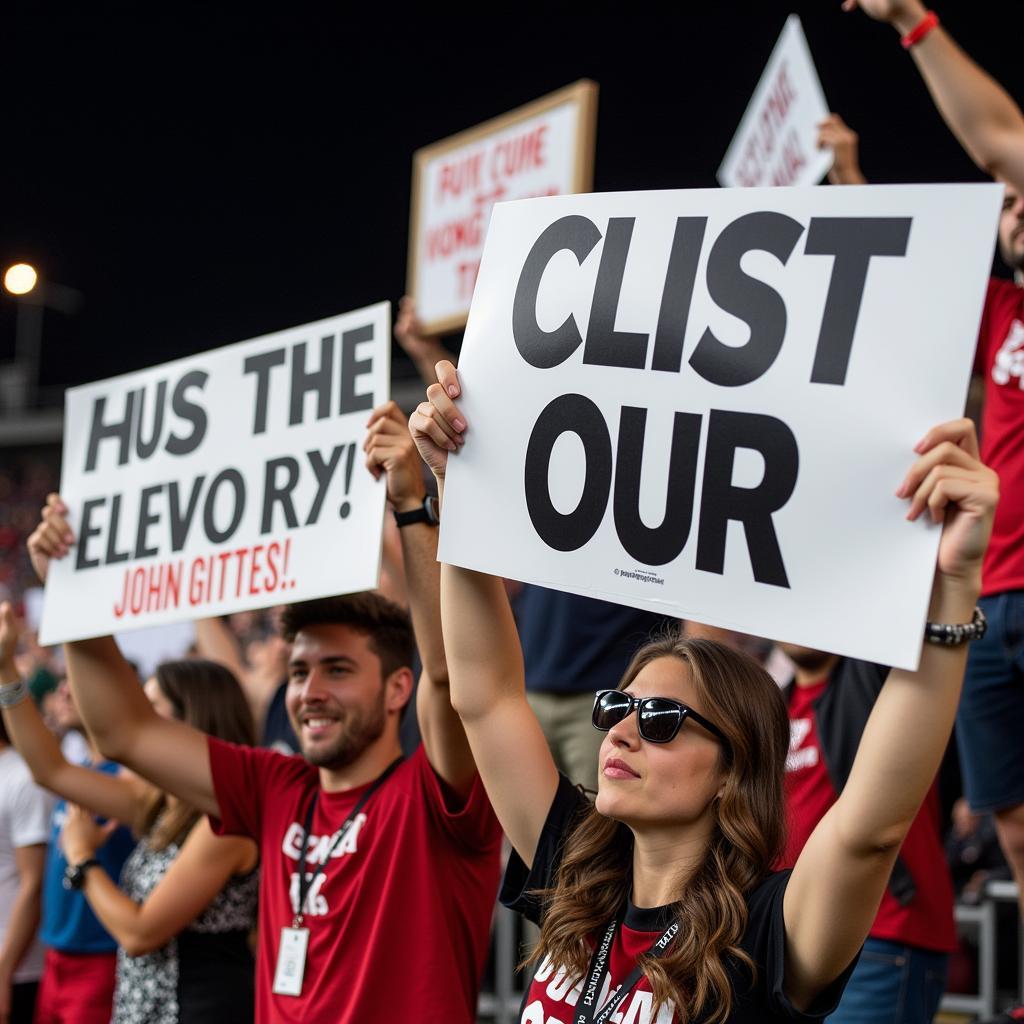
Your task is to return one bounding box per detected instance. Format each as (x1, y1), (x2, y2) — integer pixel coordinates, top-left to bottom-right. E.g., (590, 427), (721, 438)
(528, 634), (790, 1023)
(140, 658), (256, 850)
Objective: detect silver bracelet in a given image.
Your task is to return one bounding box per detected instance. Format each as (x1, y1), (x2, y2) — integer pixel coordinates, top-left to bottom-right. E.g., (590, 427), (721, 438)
(924, 606), (987, 646)
(0, 679), (28, 708)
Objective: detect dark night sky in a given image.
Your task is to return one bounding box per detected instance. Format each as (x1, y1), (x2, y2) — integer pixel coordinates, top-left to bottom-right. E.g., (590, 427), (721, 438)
(2, 3), (1021, 400)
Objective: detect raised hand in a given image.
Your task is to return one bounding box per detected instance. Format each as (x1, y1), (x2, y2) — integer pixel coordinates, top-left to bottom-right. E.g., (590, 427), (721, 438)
(60, 803), (118, 865)
(363, 400), (427, 511)
(841, 0), (929, 34)
(896, 418), (999, 583)
(393, 297), (435, 362)
(27, 493), (74, 584)
(408, 360), (466, 481)
(818, 114), (867, 185)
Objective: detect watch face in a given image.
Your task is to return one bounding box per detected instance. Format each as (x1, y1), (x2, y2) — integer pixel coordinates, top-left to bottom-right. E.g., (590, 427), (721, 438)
(425, 496), (440, 525)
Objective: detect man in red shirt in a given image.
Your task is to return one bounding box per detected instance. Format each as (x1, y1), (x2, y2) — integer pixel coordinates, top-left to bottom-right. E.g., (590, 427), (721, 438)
(778, 645), (956, 1024)
(833, 11), (1024, 1018)
(25, 402), (503, 1023)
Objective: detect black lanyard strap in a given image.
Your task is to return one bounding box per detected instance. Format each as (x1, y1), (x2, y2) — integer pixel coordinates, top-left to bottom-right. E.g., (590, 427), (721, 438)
(293, 756), (403, 926)
(573, 916), (679, 1024)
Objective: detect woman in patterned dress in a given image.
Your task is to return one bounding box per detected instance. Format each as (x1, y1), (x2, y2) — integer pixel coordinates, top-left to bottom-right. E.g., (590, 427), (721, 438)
(0, 616), (259, 1024)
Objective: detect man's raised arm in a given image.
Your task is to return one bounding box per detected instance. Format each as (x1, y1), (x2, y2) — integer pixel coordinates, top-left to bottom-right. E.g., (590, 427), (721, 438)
(847, 0), (1024, 191)
(364, 401), (476, 795)
(29, 495), (219, 817)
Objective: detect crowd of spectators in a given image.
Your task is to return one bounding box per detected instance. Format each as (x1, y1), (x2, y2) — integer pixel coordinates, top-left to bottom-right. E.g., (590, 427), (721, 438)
(2, 4), (1024, 1023)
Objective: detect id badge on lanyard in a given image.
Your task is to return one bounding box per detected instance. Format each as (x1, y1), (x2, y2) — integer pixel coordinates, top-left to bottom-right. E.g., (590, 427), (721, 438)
(272, 756), (403, 999)
(273, 927), (310, 996)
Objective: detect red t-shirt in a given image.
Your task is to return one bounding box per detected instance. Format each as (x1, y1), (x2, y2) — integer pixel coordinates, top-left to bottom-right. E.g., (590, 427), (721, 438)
(781, 682), (956, 953)
(207, 738), (502, 1023)
(976, 277), (1024, 596)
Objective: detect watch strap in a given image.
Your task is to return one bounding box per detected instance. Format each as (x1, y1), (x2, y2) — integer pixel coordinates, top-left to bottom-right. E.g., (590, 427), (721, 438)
(393, 496), (439, 528)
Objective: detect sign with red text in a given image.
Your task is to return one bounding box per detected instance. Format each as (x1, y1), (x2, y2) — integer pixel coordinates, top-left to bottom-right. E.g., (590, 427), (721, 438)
(39, 303), (390, 644)
(408, 80), (598, 336)
(718, 16), (832, 189)
(438, 184), (1002, 671)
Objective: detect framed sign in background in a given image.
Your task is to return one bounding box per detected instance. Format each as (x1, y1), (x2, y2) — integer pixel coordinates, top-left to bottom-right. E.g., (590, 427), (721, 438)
(439, 184), (1002, 671)
(407, 79), (598, 337)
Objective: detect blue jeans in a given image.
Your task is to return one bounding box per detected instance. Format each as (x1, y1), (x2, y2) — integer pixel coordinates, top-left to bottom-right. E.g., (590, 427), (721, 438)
(827, 938), (948, 1024)
(957, 590), (1024, 812)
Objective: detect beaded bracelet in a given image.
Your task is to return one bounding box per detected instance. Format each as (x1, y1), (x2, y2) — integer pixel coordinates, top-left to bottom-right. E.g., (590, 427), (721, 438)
(0, 678), (28, 709)
(924, 606), (986, 646)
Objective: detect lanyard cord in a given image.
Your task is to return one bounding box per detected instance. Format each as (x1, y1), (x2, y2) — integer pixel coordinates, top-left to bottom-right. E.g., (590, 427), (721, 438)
(293, 756), (403, 926)
(573, 916), (679, 1024)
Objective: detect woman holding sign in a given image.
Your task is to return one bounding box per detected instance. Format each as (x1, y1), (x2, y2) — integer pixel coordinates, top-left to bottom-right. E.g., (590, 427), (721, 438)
(410, 360), (997, 1024)
(0, 603), (259, 1024)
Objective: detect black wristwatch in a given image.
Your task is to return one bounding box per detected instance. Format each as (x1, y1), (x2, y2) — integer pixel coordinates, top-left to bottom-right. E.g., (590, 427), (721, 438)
(63, 858), (101, 891)
(393, 496), (440, 528)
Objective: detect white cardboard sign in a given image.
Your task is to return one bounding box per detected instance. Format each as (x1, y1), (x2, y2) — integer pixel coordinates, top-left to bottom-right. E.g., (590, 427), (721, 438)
(718, 16), (832, 189)
(408, 80), (598, 336)
(39, 303), (391, 645)
(438, 185), (1002, 670)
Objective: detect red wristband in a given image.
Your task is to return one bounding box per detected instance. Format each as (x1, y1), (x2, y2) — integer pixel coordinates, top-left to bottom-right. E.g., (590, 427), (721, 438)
(901, 10), (940, 49)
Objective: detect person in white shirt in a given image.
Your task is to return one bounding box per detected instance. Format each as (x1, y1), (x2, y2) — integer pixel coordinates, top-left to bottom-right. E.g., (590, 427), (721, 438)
(0, 711), (53, 1023)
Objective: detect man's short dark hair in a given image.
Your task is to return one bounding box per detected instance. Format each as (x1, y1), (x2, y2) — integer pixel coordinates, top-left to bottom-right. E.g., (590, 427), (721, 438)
(280, 593), (415, 679)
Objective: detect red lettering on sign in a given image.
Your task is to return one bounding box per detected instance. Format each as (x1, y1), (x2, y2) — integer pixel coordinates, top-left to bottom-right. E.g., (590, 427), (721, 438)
(490, 124), (549, 182)
(734, 63), (799, 186)
(770, 130), (808, 185)
(436, 152), (484, 203)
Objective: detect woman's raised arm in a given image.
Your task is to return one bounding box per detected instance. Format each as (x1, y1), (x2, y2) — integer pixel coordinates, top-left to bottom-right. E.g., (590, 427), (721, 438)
(409, 361), (559, 866)
(783, 418), (997, 1009)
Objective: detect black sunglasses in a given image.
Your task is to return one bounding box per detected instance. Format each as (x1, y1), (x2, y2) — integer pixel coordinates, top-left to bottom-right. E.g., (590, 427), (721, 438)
(592, 689), (730, 746)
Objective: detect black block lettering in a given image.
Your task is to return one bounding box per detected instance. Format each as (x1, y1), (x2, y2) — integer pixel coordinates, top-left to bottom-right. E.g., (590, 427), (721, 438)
(203, 469), (246, 544)
(75, 498), (105, 569)
(613, 407), (701, 565)
(339, 326), (374, 415)
(244, 348), (287, 434)
(652, 217), (708, 373)
(689, 212), (804, 387)
(261, 457), (300, 534)
(134, 485), (162, 558)
(583, 218), (648, 369)
(305, 445), (344, 526)
(696, 410), (799, 587)
(166, 371), (209, 456)
(84, 392), (136, 472)
(105, 494), (131, 565)
(290, 335), (335, 426)
(524, 394), (611, 551)
(512, 216), (602, 368)
(168, 477), (205, 552)
(805, 217), (912, 385)
(133, 380), (167, 460)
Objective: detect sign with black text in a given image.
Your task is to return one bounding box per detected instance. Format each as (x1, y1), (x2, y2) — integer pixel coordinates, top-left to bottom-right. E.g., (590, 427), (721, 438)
(438, 186), (1001, 670)
(40, 303), (390, 644)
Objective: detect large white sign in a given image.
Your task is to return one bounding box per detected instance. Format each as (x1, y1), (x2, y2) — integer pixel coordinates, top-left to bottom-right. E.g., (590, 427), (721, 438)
(438, 185), (1002, 670)
(40, 303), (391, 645)
(408, 80), (598, 336)
(718, 16), (832, 189)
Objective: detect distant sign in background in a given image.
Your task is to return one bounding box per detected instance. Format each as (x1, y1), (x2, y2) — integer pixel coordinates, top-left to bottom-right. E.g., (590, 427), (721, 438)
(439, 184), (1002, 671)
(718, 16), (832, 189)
(407, 80), (598, 337)
(40, 303), (390, 644)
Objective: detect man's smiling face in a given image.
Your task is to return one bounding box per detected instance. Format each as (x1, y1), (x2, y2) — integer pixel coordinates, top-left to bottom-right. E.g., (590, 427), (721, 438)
(285, 623), (388, 770)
